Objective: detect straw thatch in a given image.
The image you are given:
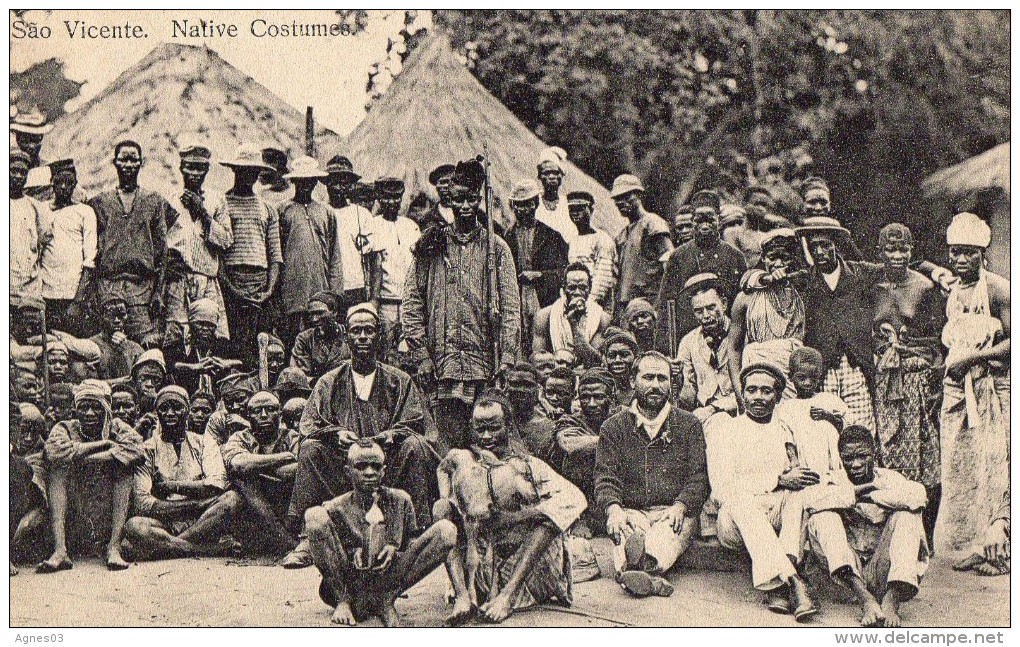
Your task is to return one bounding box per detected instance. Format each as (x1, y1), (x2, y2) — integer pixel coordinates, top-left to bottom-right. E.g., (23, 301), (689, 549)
(922, 142), (1010, 199)
(344, 34), (626, 236)
(40, 43), (342, 197)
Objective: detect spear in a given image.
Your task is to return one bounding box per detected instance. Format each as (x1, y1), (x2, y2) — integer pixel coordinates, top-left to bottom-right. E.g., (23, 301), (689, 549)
(480, 145), (501, 381)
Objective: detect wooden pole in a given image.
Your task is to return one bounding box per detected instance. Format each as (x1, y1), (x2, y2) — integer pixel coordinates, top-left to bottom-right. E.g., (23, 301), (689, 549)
(305, 106), (316, 157)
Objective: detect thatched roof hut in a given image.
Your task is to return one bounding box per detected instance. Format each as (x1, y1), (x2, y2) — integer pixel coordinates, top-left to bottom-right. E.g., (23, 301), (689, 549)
(344, 34), (626, 236)
(40, 43), (342, 197)
(923, 142), (1010, 277)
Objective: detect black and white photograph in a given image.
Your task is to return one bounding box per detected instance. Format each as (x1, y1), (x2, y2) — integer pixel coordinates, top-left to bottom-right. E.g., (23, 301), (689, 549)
(6, 8), (1012, 634)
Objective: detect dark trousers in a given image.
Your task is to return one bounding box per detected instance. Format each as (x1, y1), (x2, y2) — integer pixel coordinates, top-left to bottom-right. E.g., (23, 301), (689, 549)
(222, 293), (265, 369)
(434, 397), (476, 455)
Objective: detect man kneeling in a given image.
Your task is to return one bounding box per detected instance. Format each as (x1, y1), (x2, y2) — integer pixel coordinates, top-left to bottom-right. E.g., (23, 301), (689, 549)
(595, 351), (709, 597)
(305, 440), (456, 626)
(124, 386), (240, 559)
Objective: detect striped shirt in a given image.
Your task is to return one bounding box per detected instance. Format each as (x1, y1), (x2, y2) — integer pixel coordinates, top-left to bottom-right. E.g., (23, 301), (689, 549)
(219, 194), (282, 269)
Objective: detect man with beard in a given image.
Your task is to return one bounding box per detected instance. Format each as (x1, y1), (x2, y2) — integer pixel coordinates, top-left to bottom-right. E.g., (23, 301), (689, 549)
(533, 262), (610, 368)
(504, 363), (557, 463)
(277, 157), (344, 349)
(437, 390), (587, 625)
(402, 159), (521, 453)
(534, 147), (578, 245)
(165, 298), (239, 395)
(129, 349), (168, 418)
(611, 175), (672, 312)
(38, 380), (144, 572)
(506, 179), (570, 358)
(88, 141), (172, 342)
(164, 139), (232, 342)
(222, 391), (300, 556)
(124, 386), (241, 560)
(305, 440), (457, 627)
(258, 147), (293, 209)
(621, 298), (658, 354)
(90, 296), (143, 380)
(288, 304), (438, 568)
(542, 367), (576, 422)
(656, 190), (747, 350)
(557, 367), (620, 523)
(369, 177), (420, 353)
(10, 149), (51, 303)
(675, 274), (737, 422)
(217, 145), (283, 365)
(672, 205), (695, 248)
(807, 426), (929, 627)
(595, 352), (708, 598)
(40, 160), (96, 336)
(706, 364), (817, 621)
(601, 328), (639, 406)
(111, 384), (140, 428)
(566, 191), (617, 310)
(291, 292), (351, 382)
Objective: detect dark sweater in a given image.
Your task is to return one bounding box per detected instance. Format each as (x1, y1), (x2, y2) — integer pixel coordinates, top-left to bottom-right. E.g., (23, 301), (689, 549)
(594, 405), (709, 516)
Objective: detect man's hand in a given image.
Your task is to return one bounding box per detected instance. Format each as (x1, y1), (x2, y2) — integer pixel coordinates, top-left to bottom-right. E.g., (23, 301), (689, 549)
(946, 353), (978, 382)
(810, 406), (843, 426)
(373, 544), (398, 571)
(519, 271), (543, 284)
(416, 357), (435, 389)
(660, 502), (688, 533)
(605, 505), (634, 541)
(565, 298), (586, 323)
(337, 428), (359, 446)
(135, 413), (159, 438)
(778, 467), (820, 490)
(151, 468), (171, 499)
(982, 519), (1010, 565)
(110, 331), (128, 347)
(372, 429), (396, 446)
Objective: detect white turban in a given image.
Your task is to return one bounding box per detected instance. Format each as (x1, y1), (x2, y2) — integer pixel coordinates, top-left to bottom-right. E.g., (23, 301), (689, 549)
(946, 212), (991, 248)
(537, 146), (568, 173)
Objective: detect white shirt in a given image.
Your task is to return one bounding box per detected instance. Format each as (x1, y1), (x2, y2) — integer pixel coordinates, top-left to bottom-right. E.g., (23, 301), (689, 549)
(822, 264), (842, 291)
(536, 198), (578, 245)
(437, 205), (455, 225)
(374, 216), (421, 300)
(41, 203), (98, 300)
(10, 196), (50, 300)
(630, 400), (672, 441)
(333, 205), (378, 291)
(352, 369), (377, 401)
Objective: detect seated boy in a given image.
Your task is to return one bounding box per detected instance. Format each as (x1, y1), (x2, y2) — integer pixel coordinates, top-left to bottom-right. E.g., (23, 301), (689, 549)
(305, 439), (456, 626)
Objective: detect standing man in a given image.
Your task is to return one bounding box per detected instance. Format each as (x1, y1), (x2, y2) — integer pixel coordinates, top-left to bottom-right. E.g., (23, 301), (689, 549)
(423, 163), (456, 228)
(535, 147), (578, 245)
(89, 141), (172, 343)
(595, 352), (709, 598)
(800, 176), (833, 218)
(332, 183), (377, 308)
(165, 138), (232, 342)
(656, 189), (747, 350)
(566, 191), (617, 310)
(40, 159), (96, 336)
(611, 174), (673, 313)
(675, 273), (738, 422)
(277, 156), (344, 348)
(505, 179), (569, 357)
(369, 177), (421, 353)
(671, 204), (695, 248)
(258, 146), (292, 208)
(324, 155), (360, 210)
(217, 144), (283, 365)
(11, 108), (61, 202)
(401, 160), (521, 453)
(10, 149), (51, 303)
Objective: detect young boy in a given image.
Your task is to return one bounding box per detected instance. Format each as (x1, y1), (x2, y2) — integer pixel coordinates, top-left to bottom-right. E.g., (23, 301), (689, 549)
(304, 440), (456, 626)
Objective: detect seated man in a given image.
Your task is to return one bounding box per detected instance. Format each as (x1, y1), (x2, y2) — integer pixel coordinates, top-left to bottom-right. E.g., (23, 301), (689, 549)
(89, 295), (144, 380)
(436, 390), (587, 625)
(530, 351), (557, 383)
(305, 440), (457, 627)
(532, 262), (611, 368)
(707, 364), (817, 621)
(163, 298), (239, 394)
(557, 368), (621, 514)
(675, 273), (738, 422)
(621, 298), (657, 354)
(291, 292), (351, 382)
(600, 328), (638, 406)
(542, 366), (576, 421)
(290, 303), (438, 567)
(188, 391), (215, 436)
(124, 386), (241, 559)
(222, 391), (300, 557)
(10, 400), (49, 573)
(111, 383), (140, 428)
(954, 484), (1010, 577)
(38, 380), (144, 572)
(808, 426), (930, 627)
(504, 363), (557, 463)
(204, 371), (259, 444)
(10, 297), (101, 380)
(595, 352), (709, 598)
(129, 349), (169, 416)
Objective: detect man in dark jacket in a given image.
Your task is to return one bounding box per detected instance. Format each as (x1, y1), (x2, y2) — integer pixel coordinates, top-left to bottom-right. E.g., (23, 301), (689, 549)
(595, 351), (709, 598)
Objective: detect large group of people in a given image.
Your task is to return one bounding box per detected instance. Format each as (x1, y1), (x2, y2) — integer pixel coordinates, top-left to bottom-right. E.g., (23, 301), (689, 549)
(8, 109), (1010, 628)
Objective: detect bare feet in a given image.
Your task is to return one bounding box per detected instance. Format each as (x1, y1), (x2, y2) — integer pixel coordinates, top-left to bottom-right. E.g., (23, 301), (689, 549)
(480, 594), (513, 623)
(106, 545), (130, 571)
(36, 551), (73, 574)
(444, 596), (474, 626)
(860, 599), (885, 627)
(880, 593), (901, 628)
(379, 601), (401, 627)
(330, 601), (357, 626)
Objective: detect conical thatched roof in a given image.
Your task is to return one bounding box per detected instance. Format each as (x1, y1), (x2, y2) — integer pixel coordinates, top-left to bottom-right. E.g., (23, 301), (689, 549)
(41, 43), (342, 196)
(922, 142), (1010, 199)
(345, 35), (625, 235)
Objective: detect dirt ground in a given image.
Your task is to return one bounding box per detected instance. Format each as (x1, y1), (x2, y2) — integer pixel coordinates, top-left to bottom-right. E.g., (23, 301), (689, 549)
(10, 539), (1009, 628)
